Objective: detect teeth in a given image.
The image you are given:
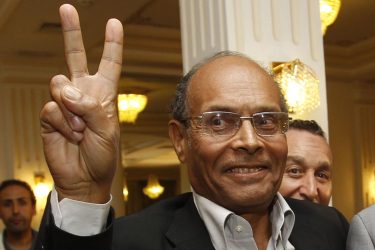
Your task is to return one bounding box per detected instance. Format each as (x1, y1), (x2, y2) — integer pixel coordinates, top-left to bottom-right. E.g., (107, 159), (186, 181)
(228, 167), (264, 173)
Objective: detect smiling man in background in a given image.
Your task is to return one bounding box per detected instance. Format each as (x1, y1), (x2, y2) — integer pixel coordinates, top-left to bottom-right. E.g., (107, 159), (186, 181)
(279, 120), (333, 205)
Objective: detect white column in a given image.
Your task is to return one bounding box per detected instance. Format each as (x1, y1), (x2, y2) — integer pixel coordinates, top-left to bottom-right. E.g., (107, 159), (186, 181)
(179, 0), (328, 132)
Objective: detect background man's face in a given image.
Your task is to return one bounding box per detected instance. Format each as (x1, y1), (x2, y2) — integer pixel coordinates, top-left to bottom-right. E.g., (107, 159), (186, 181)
(179, 56), (287, 214)
(279, 129), (333, 205)
(0, 185), (35, 233)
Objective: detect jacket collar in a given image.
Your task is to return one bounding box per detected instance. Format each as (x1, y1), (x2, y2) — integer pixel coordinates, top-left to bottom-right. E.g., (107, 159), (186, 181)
(165, 194), (215, 250)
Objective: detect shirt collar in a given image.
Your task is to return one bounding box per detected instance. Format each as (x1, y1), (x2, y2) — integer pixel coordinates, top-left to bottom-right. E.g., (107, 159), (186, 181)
(193, 191), (232, 249)
(193, 191), (295, 250)
(271, 193), (295, 248)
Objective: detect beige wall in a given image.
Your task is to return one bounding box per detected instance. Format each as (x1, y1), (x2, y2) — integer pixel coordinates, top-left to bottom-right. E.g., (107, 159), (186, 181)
(327, 80), (375, 220)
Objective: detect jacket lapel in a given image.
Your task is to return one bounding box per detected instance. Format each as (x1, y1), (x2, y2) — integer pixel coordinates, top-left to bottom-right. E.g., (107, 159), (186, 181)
(287, 198), (330, 250)
(289, 216), (326, 250)
(165, 194), (215, 250)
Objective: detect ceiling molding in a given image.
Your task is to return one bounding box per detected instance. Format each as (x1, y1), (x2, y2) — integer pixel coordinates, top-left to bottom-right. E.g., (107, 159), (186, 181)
(125, 24), (181, 39)
(325, 37), (375, 81)
(0, 0), (21, 30)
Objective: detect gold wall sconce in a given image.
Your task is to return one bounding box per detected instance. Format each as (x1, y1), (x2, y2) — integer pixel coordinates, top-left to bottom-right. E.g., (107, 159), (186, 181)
(123, 181), (129, 202)
(273, 59), (320, 115)
(34, 171), (50, 198)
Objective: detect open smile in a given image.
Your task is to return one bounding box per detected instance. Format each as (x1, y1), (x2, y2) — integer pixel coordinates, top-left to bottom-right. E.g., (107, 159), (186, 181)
(225, 166), (268, 174)
(223, 164), (271, 181)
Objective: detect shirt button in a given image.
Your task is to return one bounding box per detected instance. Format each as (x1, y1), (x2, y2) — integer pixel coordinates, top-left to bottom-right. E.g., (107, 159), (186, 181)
(235, 225), (243, 232)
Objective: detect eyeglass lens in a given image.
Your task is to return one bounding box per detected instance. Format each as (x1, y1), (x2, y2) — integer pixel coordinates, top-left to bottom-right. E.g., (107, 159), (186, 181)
(199, 112), (288, 138)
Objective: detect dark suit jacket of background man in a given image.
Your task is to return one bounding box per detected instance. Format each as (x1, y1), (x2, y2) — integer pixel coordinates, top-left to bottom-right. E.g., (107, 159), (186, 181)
(35, 192), (349, 250)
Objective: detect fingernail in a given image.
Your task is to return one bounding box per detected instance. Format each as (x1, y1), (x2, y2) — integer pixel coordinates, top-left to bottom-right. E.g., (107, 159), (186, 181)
(64, 86), (82, 100)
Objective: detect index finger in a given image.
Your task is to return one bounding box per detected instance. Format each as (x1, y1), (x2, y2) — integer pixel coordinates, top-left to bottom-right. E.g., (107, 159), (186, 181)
(59, 4), (89, 79)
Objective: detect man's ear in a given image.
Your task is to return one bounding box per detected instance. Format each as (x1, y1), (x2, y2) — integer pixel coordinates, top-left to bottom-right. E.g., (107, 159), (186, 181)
(168, 120), (187, 163)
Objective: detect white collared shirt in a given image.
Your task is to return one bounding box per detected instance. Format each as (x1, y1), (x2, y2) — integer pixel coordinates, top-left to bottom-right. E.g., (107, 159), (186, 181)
(193, 191), (295, 250)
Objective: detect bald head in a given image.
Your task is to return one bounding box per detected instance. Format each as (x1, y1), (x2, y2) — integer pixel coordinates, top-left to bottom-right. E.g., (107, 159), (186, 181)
(170, 51), (287, 123)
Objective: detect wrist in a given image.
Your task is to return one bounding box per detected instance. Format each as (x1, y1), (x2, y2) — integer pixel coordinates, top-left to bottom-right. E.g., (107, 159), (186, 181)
(56, 184), (111, 204)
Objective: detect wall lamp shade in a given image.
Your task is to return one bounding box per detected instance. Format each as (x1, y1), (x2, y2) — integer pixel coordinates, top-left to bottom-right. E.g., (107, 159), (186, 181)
(143, 175), (164, 199)
(118, 94), (147, 123)
(320, 0), (341, 35)
(274, 59), (320, 115)
(34, 172), (50, 198)
(123, 185), (129, 201)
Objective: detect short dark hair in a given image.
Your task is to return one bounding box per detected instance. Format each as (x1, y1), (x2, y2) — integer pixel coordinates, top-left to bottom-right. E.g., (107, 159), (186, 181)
(288, 119), (326, 139)
(0, 179), (36, 206)
(170, 50), (287, 122)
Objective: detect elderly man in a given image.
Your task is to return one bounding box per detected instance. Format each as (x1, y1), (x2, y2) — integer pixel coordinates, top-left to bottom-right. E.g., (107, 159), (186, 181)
(0, 179), (37, 250)
(279, 120), (333, 205)
(36, 4), (348, 250)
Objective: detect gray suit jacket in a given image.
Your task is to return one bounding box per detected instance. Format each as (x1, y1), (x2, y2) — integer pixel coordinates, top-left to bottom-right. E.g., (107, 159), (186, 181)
(347, 204), (375, 249)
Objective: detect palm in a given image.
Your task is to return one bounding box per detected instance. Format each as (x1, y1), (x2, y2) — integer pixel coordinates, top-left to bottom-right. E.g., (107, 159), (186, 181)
(40, 4), (123, 202)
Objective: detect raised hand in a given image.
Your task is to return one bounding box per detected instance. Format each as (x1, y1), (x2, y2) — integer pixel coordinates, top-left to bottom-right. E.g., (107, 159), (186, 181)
(40, 4), (123, 203)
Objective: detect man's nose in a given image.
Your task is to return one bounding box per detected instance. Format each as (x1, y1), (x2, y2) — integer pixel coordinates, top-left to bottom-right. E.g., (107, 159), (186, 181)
(300, 174), (319, 203)
(232, 120), (262, 154)
(12, 203), (20, 214)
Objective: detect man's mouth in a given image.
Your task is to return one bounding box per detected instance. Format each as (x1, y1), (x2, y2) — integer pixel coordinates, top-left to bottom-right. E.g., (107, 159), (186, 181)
(225, 166), (268, 174)
(10, 218), (23, 225)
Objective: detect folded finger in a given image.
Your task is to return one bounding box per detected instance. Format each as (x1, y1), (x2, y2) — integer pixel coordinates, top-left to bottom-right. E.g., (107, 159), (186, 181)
(61, 85), (118, 139)
(40, 101), (84, 143)
(49, 75), (86, 132)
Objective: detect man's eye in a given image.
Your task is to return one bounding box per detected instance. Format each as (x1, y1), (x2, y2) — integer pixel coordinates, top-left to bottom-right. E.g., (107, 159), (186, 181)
(208, 116), (228, 130)
(18, 199), (28, 206)
(255, 116), (276, 128)
(316, 171), (331, 181)
(286, 167), (303, 177)
(1, 201), (12, 207)
(260, 117), (272, 124)
(212, 117), (223, 126)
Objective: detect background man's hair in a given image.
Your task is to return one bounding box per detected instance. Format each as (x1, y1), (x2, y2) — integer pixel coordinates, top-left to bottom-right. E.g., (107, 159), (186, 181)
(289, 119), (326, 139)
(170, 50), (288, 123)
(0, 179), (36, 206)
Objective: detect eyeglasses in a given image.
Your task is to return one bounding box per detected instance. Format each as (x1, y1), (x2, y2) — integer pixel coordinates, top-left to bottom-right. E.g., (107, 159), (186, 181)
(184, 111), (290, 140)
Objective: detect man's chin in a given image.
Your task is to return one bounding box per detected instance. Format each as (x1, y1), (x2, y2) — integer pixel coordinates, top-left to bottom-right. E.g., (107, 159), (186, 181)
(219, 190), (276, 213)
(6, 225), (28, 234)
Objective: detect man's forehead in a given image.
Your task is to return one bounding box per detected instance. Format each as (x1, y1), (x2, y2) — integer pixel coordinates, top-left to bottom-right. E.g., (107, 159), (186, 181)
(193, 55), (269, 81)
(190, 57), (277, 93)
(0, 196), (30, 202)
(286, 130), (333, 165)
(0, 186), (31, 199)
(287, 130), (328, 147)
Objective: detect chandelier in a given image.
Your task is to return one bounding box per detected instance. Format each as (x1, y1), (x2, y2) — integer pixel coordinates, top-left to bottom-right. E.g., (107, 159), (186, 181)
(320, 0), (341, 35)
(273, 59), (320, 115)
(143, 175), (164, 199)
(117, 94), (147, 123)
